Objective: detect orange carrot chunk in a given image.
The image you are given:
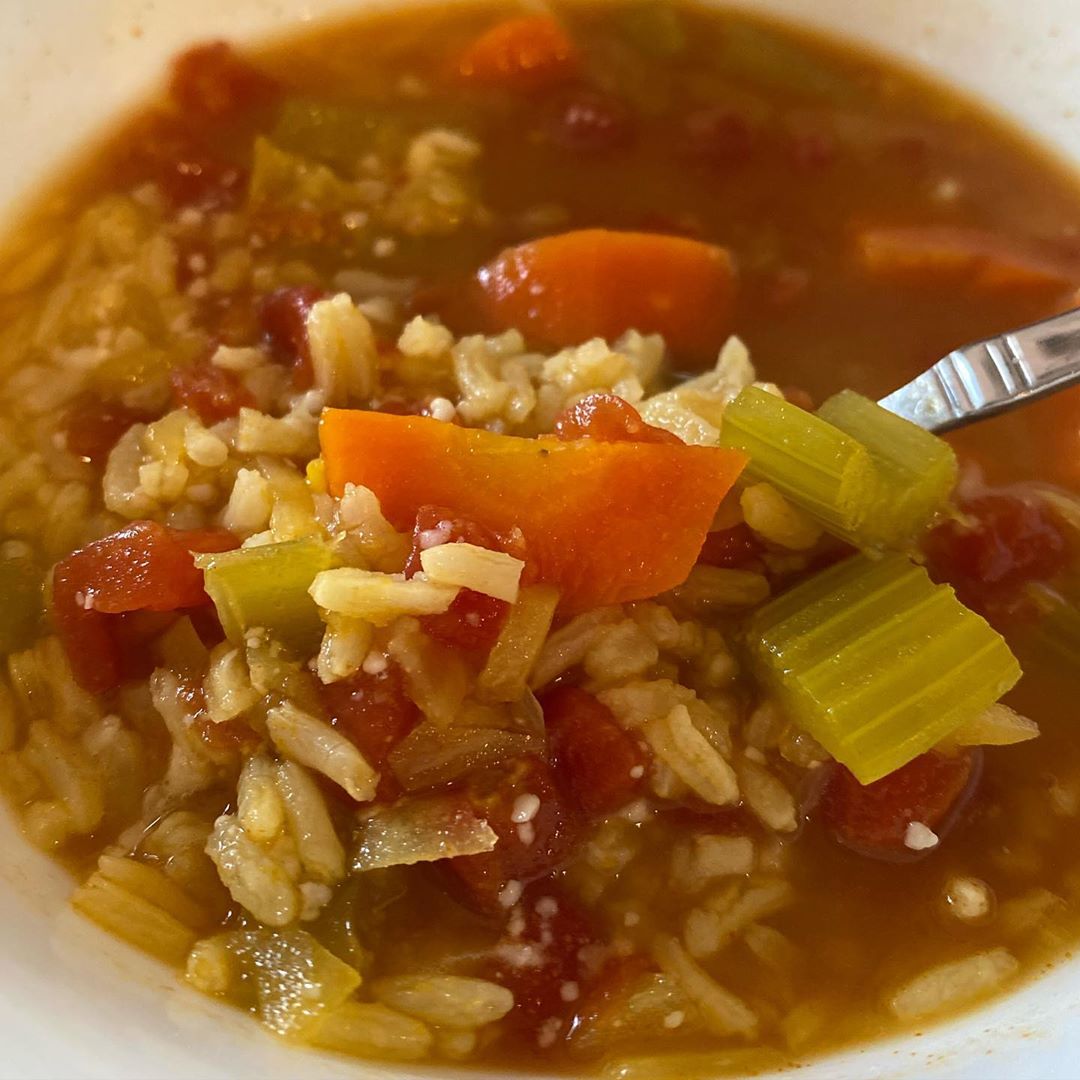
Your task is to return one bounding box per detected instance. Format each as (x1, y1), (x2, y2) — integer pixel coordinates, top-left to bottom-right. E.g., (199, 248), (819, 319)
(320, 409), (746, 613)
(476, 229), (737, 362)
(457, 15), (579, 90)
(855, 225), (1079, 294)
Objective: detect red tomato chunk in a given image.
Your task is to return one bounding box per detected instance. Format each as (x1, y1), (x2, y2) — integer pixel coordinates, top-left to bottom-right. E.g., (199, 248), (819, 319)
(924, 492), (1068, 619)
(542, 685), (650, 816)
(488, 880), (602, 1043)
(170, 359), (255, 424)
(169, 42), (280, 122)
(62, 394), (150, 467)
(404, 505), (524, 654)
(549, 89), (635, 153)
(320, 664), (419, 802)
(258, 285), (326, 389)
(445, 756), (580, 914)
(118, 112), (247, 211)
(553, 392), (680, 445)
(52, 521), (238, 694)
(818, 750), (978, 858)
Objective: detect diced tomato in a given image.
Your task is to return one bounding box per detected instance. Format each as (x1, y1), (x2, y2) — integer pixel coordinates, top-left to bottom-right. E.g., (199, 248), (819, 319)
(767, 269), (812, 309)
(168, 42), (279, 122)
(205, 290), (261, 347)
(117, 111), (246, 210)
(320, 665), (419, 801)
(62, 394), (150, 467)
(170, 359), (255, 425)
(445, 756), (580, 914)
(682, 107), (756, 167)
(818, 750), (978, 858)
(698, 523), (764, 569)
(404, 505), (523, 654)
(111, 610), (181, 684)
(488, 879), (600, 1040)
(924, 493), (1068, 619)
(258, 285), (326, 389)
(457, 15), (580, 91)
(549, 89), (635, 153)
(553, 393), (680, 445)
(788, 130), (837, 172)
(52, 521), (238, 694)
(541, 686), (649, 817)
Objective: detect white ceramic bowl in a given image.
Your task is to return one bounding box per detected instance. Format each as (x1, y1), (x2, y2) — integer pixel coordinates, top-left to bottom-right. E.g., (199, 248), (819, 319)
(2, 2), (1079, 1077)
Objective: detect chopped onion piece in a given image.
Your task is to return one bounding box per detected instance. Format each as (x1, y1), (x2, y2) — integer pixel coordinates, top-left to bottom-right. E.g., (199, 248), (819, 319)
(353, 793), (498, 871)
(477, 584), (560, 702)
(388, 722), (545, 792)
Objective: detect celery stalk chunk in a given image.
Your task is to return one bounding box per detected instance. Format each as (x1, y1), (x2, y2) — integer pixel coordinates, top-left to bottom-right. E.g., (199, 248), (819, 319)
(817, 389), (957, 547)
(197, 539), (335, 655)
(747, 553), (1021, 784)
(719, 387), (877, 542)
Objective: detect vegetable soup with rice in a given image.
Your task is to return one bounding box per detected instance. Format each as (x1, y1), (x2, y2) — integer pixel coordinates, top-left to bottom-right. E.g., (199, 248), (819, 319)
(3, 2), (1080, 1074)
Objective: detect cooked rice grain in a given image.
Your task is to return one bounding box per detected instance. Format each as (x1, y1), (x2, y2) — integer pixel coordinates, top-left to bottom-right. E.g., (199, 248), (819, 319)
(888, 948), (1019, 1021)
(373, 975), (514, 1030)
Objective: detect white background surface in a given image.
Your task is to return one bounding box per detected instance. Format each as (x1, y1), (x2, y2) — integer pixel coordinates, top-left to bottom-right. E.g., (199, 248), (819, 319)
(1, 1), (1079, 1077)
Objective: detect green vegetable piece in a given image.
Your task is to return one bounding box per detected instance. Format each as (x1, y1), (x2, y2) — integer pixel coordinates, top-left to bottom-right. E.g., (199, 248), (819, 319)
(248, 136), (362, 213)
(817, 389), (957, 547)
(197, 538), (335, 656)
(0, 556), (42, 654)
(719, 386), (877, 541)
(618, 2), (687, 57)
(747, 552), (1022, 784)
(273, 99), (406, 170)
(715, 20), (858, 104)
(1027, 583), (1080, 667)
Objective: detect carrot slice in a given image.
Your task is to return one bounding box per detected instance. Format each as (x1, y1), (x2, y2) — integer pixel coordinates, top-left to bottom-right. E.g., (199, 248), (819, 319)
(320, 409), (746, 612)
(457, 15), (579, 90)
(476, 229), (737, 362)
(854, 225), (1079, 293)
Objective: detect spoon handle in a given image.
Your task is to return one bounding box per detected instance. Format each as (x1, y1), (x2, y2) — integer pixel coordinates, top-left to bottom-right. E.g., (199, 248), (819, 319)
(877, 306), (1080, 433)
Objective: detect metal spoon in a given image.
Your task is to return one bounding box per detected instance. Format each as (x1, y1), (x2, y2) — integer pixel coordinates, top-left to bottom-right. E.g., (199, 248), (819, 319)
(878, 306), (1080, 432)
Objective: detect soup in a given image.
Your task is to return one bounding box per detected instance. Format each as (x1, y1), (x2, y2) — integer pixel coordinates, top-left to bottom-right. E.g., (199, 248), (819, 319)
(2, 2), (1080, 1074)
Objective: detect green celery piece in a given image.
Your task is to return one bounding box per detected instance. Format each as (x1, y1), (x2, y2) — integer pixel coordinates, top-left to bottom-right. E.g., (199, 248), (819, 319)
(1028, 583), (1080, 666)
(617, 2), (687, 57)
(719, 386), (877, 541)
(817, 389), (958, 547)
(197, 538), (335, 656)
(713, 20), (859, 104)
(0, 556), (42, 654)
(247, 137), (361, 214)
(272, 99), (407, 170)
(747, 553), (1021, 784)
